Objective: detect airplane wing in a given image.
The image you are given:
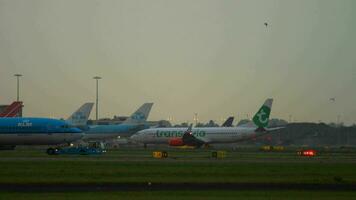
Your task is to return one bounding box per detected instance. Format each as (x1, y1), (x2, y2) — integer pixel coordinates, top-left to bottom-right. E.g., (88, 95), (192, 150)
(182, 124), (206, 147)
(265, 127), (286, 132)
(196, 137), (211, 144)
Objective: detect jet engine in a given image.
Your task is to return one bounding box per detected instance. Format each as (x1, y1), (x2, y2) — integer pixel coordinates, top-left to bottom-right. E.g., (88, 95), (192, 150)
(168, 138), (184, 146)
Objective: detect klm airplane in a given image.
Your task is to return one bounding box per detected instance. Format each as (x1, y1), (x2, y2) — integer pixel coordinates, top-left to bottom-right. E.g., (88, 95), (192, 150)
(66, 102), (94, 127)
(82, 103), (153, 141)
(0, 118), (82, 145)
(0, 103), (94, 150)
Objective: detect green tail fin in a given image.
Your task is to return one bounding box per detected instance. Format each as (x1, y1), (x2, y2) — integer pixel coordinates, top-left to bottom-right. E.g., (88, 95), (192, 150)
(252, 99), (273, 128)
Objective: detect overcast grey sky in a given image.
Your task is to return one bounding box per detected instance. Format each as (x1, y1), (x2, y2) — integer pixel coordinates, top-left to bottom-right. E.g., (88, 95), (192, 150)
(0, 0), (355, 124)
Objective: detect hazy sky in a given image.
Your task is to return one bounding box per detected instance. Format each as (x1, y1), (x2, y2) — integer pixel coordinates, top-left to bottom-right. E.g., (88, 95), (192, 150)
(0, 0), (355, 124)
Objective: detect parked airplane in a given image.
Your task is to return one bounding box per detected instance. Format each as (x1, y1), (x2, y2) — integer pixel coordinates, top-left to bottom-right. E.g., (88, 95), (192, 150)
(130, 99), (280, 147)
(221, 116), (234, 127)
(81, 103), (153, 141)
(0, 101), (23, 117)
(0, 118), (82, 146)
(66, 102), (94, 127)
(0, 103), (93, 150)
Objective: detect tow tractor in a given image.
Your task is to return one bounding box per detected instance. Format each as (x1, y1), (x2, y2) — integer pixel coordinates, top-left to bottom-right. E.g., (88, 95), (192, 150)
(46, 142), (106, 155)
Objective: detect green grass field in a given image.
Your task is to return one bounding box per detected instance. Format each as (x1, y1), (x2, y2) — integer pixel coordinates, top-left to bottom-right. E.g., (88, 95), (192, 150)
(1, 191), (356, 200)
(0, 148), (356, 199)
(0, 160), (355, 184)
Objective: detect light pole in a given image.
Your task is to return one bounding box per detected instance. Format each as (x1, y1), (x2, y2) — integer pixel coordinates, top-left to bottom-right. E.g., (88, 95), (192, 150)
(93, 76), (102, 121)
(194, 113), (198, 126)
(14, 74), (22, 101)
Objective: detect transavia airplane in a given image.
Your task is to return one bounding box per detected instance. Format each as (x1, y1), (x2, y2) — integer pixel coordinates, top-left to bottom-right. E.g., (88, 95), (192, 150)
(130, 99), (282, 148)
(81, 103), (153, 141)
(0, 103), (94, 149)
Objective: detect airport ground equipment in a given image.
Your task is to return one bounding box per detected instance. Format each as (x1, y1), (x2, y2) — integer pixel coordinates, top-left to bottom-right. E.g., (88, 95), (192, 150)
(152, 151), (168, 158)
(260, 145), (285, 152)
(47, 142), (106, 155)
(212, 151), (226, 159)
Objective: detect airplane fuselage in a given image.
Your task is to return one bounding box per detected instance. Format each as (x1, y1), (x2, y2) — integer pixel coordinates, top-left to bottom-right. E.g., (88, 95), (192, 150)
(82, 124), (149, 141)
(130, 127), (262, 145)
(0, 118), (83, 145)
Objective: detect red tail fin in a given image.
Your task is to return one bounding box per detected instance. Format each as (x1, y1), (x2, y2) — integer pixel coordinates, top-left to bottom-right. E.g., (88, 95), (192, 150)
(0, 101), (23, 117)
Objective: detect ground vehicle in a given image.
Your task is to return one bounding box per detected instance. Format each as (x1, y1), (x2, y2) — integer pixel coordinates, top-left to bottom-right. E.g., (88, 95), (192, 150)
(47, 142), (106, 155)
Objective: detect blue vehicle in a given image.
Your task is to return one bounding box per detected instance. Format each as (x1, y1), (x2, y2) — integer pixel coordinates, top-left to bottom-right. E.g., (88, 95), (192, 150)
(48, 142), (105, 155)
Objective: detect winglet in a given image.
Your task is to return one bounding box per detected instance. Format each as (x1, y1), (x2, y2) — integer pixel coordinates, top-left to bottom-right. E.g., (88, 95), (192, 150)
(182, 124), (204, 147)
(187, 123), (193, 133)
(182, 124), (194, 141)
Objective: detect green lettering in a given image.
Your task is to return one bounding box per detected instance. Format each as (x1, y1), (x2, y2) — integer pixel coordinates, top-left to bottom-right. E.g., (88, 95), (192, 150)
(164, 131), (170, 137)
(156, 131), (162, 137)
(178, 131), (183, 137)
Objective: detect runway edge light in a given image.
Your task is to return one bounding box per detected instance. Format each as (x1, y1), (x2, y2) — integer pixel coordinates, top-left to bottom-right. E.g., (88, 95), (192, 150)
(298, 149), (317, 157)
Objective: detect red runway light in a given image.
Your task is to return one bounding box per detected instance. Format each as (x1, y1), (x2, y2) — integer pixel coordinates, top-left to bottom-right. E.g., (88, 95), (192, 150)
(299, 149), (317, 157)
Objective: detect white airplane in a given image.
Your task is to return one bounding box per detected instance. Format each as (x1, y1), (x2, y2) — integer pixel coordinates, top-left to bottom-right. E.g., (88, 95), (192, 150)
(130, 98), (282, 147)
